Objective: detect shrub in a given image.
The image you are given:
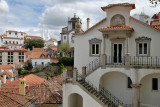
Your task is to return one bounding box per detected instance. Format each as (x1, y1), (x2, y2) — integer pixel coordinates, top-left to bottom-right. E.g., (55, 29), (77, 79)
(59, 57), (74, 66)
(23, 60), (33, 71)
(20, 70), (31, 75)
(16, 67), (23, 74)
(32, 65), (44, 73)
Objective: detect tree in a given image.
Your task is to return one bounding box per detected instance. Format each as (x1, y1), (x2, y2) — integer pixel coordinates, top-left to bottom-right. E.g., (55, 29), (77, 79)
(60, 42), (70, 56)
(149, 0), (160, 6)
(23, 60), (33, 71)
(24, 39), (44, 50)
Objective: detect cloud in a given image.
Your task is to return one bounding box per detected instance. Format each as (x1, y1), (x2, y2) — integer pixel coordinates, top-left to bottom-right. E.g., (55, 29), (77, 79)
(0, 0), (9, 13)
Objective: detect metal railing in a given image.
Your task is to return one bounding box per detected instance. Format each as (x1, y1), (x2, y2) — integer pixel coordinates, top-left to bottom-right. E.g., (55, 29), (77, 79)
(76, 72), (131, 107)
(66, 70), (73, 81)
(106, 56), (125, 65)
(85, 57), (100, 75)
(99, 84), (131, 107)
(130, 56), (160, 67)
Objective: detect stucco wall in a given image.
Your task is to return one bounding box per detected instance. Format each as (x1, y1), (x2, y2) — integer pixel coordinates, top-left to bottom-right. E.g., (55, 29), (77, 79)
(63, 83), (103, 107)
(31, 58), (50, 67)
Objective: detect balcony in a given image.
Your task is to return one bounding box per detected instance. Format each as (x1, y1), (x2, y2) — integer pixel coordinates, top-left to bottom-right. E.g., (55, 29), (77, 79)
(106, 56), (160, 67)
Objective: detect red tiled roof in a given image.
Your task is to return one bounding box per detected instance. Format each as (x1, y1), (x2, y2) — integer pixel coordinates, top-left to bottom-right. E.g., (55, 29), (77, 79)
(32, 48), (45, 52)
(101, 3), (135, 11)
(27, 74), (62, 105)
(50, 58), (59, 62)
(0, 77), (11, 85)
(0, 71), (17, 78)
(155, 25), (160, 29)
(0, 74), (46, 93)
(0, 65), (13, 70)
(98, 25), (134, 32)
(0, 47), (9, 49)
(0, 91), (35, 107)
(25, 35), (43, 40)
(17, 48), (28, 51)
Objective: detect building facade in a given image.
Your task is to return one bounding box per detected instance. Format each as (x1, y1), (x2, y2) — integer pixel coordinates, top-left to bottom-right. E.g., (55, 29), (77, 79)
(2, 30), (25, 50)
(63, 3), (160, 107)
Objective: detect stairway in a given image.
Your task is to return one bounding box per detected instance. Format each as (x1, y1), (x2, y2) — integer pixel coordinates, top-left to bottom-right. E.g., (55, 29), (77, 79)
(76, 73), (132, 107)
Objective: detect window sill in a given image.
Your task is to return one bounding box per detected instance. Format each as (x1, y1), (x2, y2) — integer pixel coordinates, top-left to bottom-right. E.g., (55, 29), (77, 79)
(151, 90), (159, 92)
(90, 54), (100, 57)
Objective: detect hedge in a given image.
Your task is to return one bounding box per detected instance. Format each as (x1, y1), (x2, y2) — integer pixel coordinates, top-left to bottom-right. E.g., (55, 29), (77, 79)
(59, 57), (74, 66)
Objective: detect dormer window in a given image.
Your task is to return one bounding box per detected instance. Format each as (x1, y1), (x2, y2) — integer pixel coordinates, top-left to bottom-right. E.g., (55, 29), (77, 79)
(41, 54), (45, 58)
(111, 14), (125, 26)
(47, 54), (50, 58)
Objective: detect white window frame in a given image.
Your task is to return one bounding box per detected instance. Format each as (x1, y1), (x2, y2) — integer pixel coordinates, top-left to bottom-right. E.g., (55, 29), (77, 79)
(91, 43), (100, 55)
(138, 42), (148, 56)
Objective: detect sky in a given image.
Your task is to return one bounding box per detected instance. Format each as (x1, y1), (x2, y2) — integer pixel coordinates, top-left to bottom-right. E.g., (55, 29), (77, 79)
(0, 0), (159, 40)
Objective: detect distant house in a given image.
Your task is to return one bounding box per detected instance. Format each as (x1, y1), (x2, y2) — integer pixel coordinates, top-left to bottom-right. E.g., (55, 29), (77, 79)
(2, 30), (25, 50)
(45, 38), (58, 47)
(26, 48), (58, 67)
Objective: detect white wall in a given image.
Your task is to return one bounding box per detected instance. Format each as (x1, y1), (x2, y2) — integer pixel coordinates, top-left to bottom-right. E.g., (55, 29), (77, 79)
(31, 58), (50, 67)
(140, 73), (160, 106)
(63, 83), (103, 107)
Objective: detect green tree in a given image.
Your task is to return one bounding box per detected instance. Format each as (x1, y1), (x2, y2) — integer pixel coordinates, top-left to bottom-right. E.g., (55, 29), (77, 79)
(24, 39), (44, 50)
(60, 42), (70, 56)
(149, 0), (160, 6)
(23, 60), (33, 71)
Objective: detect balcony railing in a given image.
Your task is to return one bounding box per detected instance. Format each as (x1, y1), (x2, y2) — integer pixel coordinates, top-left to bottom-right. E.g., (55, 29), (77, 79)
(106, 56), (160, 67)
(106, 56), (125, 65)
(130, 56), (160, 67)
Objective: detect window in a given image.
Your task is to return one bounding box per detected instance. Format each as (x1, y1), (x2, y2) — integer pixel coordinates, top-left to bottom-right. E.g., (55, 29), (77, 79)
(35, 62), (37, 66)
(8, 52), (13, 64)
(9, 41), (11, 44)
(91, 44), (99, 55)
(15, 32), (17, 35)
(138, 43), (148, 55)
(9, 32), (11, 35)
(41, 62), (44, 66)
(19, 52), (24, 62)
(21, 33), (23, 35)
(111, 14), (125, 26)
(152, 78), (158, 90)
(64, 36), (66, 40)
(17, 41), (18, 44)
(13, 41), (15, 44)
(128, 77), (132, 88)
(135, 37), (151, 56)
(89, 38), (102, 56)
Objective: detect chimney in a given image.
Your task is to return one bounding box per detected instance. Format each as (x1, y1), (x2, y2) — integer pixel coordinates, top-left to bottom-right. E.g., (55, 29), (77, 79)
(87, 18), (90, 30)
(0, 79), (1, 87)
(19, 78), (26, 95)
(3, 74), (6, 84)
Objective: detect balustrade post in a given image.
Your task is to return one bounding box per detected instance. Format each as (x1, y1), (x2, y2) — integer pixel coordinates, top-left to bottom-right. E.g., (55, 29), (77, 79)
(125, 53), (130, 69)
(131, 84), (141, 107)
(73, 67), (78, 83)
(82, 66), (86, 80)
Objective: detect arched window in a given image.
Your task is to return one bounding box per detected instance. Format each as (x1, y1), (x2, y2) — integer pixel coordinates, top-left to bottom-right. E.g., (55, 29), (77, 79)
(111, 14), (125, 26)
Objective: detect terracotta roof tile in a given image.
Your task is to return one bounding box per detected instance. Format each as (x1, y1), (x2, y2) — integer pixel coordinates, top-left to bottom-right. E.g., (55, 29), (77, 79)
(50, 58), (59, 62)
(0, 77), (11, 85)
(98, 25), (134, 32)
(25, 35), (43, 40)
(101, 3), (135, 11)
(0, 74), (46, 93)
(0, 91), (35, 107)
(0, 65), (13, 70)
(0, 71), (17, 78)
(17, 48), (28, 51)
(26, 74), (62, 105)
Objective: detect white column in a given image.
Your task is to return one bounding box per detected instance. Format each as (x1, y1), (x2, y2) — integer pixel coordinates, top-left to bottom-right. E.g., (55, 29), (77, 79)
(102, 34), (107, 66)
(131, 84), (141, 107)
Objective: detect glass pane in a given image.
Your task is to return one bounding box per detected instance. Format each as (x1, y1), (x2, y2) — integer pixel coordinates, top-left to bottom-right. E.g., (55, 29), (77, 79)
(144, 43), (148, 54)
(118, 44), (122, 63)
(92, 44), (95, 54)
(152, 78), (158, 90)
(96, 44), (99, 54)
(114, 44), (117, 63)
(139, 44), (142, 54)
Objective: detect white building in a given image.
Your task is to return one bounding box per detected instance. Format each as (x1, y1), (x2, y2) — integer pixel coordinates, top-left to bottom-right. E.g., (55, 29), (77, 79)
(2, 30), (25, 50)
(60, 13), (82, 57)
(63, 3), (160, 107)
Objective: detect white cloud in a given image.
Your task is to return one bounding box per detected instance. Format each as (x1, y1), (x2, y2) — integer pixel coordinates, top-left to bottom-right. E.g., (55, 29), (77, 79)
(0, 0), (9, 13)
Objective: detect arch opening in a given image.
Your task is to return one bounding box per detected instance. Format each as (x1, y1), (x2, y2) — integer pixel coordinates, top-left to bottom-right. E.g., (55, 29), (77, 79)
(68, 93), (83, 107)
(110, 14), (125, 26)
